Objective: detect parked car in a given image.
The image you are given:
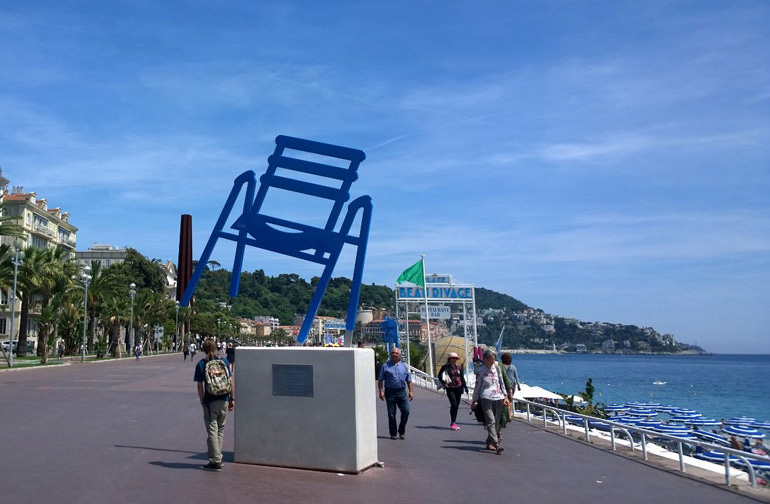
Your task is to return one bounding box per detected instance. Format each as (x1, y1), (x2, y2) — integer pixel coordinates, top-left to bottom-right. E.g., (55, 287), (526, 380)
(1, 341), (36, 354)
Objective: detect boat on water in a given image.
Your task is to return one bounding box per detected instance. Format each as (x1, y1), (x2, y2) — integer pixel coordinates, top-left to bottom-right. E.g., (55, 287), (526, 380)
(653, 380), (667, 385)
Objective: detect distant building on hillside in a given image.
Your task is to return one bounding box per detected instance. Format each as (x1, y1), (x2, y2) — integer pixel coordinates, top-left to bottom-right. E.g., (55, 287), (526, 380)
(75, 244), (128, 269)
(601, 339), (616, 352)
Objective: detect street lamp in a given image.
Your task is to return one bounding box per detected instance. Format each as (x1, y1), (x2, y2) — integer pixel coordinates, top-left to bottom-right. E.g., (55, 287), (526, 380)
(129, 283), (136, 354)
(81, 265), (92, 362)
(6, 242), (24, 367)
(217, 318), (220, 340)
(175, 301), (180, 351)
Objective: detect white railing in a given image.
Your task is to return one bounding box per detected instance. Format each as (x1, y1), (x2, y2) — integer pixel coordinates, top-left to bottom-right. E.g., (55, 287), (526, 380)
(407, 373), (769, 488)
(406, 364), (441, 391)
(514, 398), (770, 488)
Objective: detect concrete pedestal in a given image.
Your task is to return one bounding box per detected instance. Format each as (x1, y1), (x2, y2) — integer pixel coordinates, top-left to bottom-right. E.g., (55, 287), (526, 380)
(233, 347), (378, 473)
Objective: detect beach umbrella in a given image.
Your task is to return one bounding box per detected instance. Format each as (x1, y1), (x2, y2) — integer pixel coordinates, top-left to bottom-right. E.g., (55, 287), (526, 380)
(669, 414), (700, 421)
(627, 408), (658, 417)
(655, 405), (679, 413)
(672, 408), (701, 416)
(527, 385), (563, 401)
(722, 425), (766, 439)
(604, 404), (627, 414)
(562, 394), (585, 404)
(723, 416), (756, 426)
(636, 419), (663, 429)
(750, 421), (770, 430)
(624, 402), (649, 408)
(684, 417), (721, 427)
(513, 383), (537, 399)
(613, 417), (641, 427)
(655, 425), (692, 435)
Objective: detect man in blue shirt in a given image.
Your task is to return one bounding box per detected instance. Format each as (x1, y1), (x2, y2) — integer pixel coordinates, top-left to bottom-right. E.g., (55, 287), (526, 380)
(378, 347), (413, 440)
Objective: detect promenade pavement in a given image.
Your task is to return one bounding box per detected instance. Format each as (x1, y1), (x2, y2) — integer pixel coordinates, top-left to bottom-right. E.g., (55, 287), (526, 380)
(0, 353), (767, 504)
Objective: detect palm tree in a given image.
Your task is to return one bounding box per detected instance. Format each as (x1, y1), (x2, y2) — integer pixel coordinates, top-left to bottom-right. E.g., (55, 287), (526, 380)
(0, 244), (12, 364)
(0, 201), (23, 239)
(75, 261), (120, 353)
(14, 245), (39, 357)
(100, 294), (129, 358)
(136, 289), (168, 354)
(22, 247), (77, 362)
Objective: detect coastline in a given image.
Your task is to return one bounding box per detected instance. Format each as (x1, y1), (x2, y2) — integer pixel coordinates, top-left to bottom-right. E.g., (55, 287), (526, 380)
(503, 349), (710, 356)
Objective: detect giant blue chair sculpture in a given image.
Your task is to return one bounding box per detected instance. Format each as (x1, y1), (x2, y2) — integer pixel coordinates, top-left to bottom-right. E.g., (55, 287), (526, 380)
(180, 135), (372, 345)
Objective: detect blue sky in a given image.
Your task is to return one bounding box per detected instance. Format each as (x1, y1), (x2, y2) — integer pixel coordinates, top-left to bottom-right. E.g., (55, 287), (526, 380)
(2, 1), (768, 354)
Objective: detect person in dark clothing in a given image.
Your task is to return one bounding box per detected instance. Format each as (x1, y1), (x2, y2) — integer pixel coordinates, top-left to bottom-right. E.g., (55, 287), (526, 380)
(225, 342), (236, 373)
(194, 339), (234, 471)
(437, 352), (468, 430)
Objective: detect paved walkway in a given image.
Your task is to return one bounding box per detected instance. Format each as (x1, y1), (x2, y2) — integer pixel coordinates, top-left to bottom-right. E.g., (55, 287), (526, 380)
(0, 354), (767, 504)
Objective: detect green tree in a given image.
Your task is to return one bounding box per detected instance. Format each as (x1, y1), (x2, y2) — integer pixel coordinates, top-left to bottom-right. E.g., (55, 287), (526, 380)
(77, 261), (120, 353)
(0, 201), (23, 239)
(26, 247), (78, 362)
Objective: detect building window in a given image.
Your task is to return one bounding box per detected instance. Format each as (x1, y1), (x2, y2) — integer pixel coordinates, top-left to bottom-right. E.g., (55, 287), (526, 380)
(0, 318), (6, 335)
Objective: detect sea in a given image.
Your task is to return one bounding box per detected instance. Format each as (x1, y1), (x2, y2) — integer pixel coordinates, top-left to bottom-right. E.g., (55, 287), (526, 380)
(512, 353), (770, 423)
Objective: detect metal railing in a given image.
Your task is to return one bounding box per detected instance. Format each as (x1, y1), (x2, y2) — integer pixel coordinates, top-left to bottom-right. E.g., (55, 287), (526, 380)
(514, 398), (770, 488)
(406, 364), (441, 391)
(406, 373), (769, 488)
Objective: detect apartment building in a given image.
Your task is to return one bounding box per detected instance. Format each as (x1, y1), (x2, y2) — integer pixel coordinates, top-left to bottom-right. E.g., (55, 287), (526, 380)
(0, 170), (79, 344)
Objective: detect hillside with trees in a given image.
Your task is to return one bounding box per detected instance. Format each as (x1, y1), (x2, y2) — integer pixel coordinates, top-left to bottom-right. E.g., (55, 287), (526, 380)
(192, 266), (702, 354)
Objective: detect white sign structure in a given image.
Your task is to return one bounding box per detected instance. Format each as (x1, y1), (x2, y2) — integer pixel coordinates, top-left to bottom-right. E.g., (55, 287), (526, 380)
(394, 272), (478, 373)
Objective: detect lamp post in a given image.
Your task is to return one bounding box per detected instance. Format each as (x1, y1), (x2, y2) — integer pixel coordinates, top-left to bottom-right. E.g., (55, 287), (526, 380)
(175, 301), (180, 351)
(217, 318), (220, 341)
(81, 265), (92, 362)
(7, 242), (24, 367)
(129, 283), (136, 354)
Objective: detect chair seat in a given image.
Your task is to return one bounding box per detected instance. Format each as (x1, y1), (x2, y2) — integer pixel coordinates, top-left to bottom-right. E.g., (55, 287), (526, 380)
(232, 214), (341, 260)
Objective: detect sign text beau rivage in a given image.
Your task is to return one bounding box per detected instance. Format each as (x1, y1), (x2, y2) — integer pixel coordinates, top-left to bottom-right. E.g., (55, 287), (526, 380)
(397, 274), (473, 300)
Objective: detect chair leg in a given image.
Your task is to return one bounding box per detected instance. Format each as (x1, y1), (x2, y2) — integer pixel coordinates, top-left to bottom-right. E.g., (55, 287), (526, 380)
(344, 198), (373, 341)
(297, 261), (336, 344)
(180, 171), (256, 306)
(229, 174), (257, 297)
(180, 225), (221, 306)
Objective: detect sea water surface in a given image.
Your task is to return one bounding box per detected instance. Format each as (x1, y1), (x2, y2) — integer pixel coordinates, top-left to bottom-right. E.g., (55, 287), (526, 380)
(512, 353), (770, 422)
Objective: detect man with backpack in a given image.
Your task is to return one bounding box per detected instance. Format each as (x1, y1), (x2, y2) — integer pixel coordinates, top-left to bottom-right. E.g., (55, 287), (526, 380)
(194, 338), (235, 471)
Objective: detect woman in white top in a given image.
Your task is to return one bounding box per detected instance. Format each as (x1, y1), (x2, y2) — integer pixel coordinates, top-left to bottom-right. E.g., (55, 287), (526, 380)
(471, 349), (511, 454)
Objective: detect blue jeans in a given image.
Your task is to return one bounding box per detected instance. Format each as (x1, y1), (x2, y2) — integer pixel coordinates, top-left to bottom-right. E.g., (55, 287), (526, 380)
(385, 388), (409, 437)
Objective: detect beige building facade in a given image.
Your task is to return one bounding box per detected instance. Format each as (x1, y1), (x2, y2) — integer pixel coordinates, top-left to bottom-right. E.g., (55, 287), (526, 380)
(0, 171), (79, 345)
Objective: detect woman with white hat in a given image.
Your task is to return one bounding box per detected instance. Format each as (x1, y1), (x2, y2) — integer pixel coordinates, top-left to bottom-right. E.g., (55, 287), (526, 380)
(437, 352), (468, 431)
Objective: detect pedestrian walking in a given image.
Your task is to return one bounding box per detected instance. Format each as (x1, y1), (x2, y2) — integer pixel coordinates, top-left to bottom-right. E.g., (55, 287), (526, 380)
(500, 353), (522, 394)
(194, 338), (234, 471)
(378, 347), (413, 440)
(437, 352), (468, 431)
(471, 349), (512, 454)
(183, 344), (190, 361)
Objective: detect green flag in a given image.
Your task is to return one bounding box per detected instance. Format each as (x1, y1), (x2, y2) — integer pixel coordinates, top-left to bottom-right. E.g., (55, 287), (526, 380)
(397, 259), (424, 286)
